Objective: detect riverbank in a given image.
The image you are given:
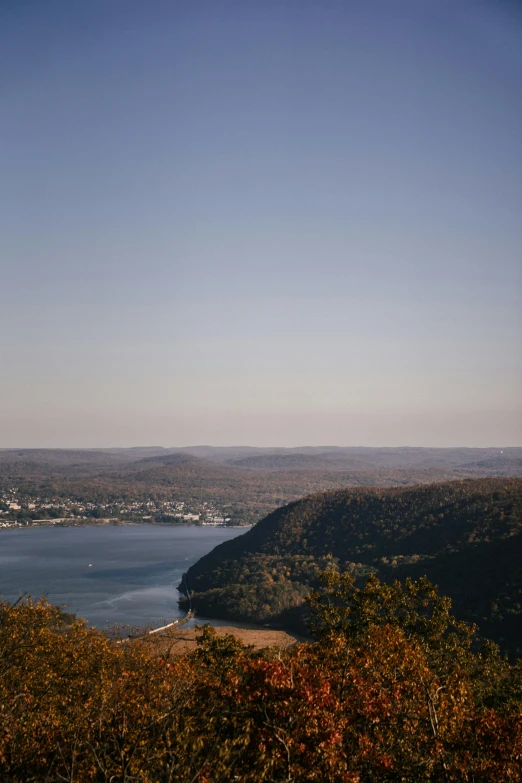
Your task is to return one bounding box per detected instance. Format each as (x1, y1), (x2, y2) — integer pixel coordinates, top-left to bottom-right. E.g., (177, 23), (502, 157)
(0, 519), (253, 530)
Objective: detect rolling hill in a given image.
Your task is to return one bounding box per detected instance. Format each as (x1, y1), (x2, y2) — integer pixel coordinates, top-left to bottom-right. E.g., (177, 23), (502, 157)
(2, 447), (521, 525)
(182, 478), (522, 655)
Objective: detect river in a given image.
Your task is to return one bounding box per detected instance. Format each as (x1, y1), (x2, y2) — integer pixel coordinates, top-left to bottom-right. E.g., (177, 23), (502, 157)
(0, 524), (247, 630)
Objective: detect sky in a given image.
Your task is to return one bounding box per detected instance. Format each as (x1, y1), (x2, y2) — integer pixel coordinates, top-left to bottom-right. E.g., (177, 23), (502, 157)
(1, 0), (521, 448)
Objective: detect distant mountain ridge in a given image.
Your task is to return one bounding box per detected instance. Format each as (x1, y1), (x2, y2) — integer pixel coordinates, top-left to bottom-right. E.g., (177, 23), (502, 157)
(1, 447), (521, 526)
(2, 445), (521, 472)
(226, 454), (373, 471)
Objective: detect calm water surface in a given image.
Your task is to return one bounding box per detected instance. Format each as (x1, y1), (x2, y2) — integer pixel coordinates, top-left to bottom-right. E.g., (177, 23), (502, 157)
(0, 525), (246, 629)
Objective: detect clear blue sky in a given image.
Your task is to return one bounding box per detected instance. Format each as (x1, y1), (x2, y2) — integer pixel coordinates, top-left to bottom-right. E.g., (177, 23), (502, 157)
(1, 0), (521, 447)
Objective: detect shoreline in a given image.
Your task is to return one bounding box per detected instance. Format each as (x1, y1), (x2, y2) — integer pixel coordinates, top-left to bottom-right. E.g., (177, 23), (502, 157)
(0, 520), (253, 530)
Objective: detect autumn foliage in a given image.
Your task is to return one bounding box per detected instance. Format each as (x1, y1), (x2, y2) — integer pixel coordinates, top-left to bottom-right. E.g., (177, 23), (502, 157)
(1, 576), (521, 782)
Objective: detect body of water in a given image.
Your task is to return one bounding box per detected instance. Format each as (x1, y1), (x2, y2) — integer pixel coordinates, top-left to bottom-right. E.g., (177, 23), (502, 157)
(0, 525), (246, 629)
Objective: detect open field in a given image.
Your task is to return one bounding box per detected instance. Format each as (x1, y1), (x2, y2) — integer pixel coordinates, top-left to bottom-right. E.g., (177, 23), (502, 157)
(135, 623), (301, 657)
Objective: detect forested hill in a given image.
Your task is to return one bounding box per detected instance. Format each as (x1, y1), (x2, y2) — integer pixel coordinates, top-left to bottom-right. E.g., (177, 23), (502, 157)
(182, 478), (522, 655)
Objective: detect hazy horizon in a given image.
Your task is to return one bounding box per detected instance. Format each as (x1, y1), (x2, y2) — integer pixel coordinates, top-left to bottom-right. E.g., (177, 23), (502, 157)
(2, 429), (521, 451)
(2, 445), (520, 450)
(2, 0), (521, 448)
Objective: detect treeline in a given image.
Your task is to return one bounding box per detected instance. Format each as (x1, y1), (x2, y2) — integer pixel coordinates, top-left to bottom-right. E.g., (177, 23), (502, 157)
(183, 479), (522, 655)
(2, 576), (522, 781)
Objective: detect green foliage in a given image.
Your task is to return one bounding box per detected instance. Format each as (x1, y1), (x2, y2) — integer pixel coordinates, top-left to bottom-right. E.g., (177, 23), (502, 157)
(308, 572), (473, 647)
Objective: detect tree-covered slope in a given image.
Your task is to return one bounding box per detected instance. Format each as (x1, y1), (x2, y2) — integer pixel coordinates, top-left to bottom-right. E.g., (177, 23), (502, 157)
(182, 478), (522, 654)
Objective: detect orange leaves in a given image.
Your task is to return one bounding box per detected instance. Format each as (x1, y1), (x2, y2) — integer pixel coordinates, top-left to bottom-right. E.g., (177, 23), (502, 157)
(1, 596), (522, 781)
